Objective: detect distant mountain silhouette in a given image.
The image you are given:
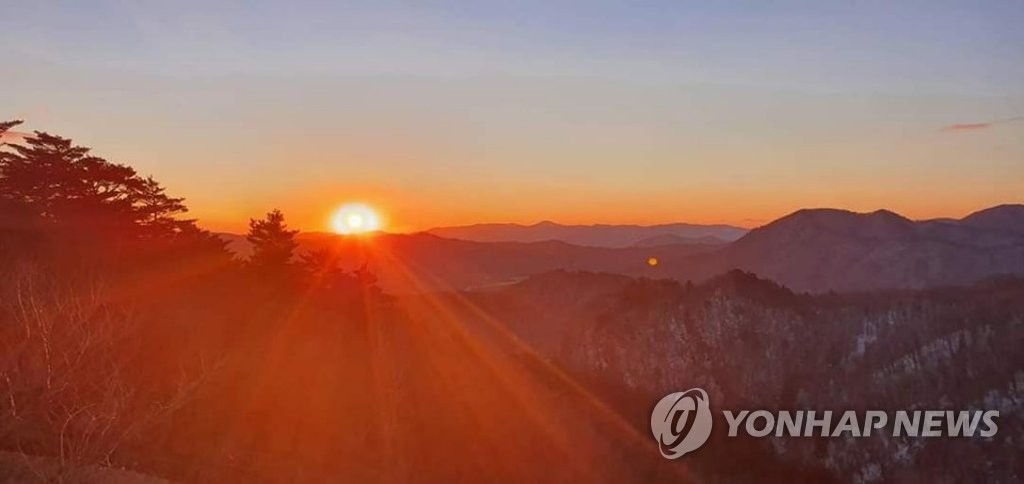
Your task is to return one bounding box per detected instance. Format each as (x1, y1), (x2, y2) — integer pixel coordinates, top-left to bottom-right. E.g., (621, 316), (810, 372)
(293, 232), (717, 293)
(960, 204), (1024, 233)
(654, 207), (1024, 292)
(218, 204), (1024, 293)
(215, 232), (251, 257)
(426, 221), (747, 248)
(630, 233), (727, 247)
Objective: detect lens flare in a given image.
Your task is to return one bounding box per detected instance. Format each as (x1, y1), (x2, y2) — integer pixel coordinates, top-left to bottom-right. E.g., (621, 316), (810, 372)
(331, 203), (382, 234)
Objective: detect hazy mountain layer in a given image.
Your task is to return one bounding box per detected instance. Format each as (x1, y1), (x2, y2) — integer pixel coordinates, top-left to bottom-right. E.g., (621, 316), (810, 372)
(219, 205), (1024, 294)
(219, 231), (718, 293)
(426, 220), (748, 247)
(652, 205), (1024, 292)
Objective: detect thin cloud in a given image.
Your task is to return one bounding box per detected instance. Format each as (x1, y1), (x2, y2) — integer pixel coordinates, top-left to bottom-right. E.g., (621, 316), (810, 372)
(941, 116), (1023, 132)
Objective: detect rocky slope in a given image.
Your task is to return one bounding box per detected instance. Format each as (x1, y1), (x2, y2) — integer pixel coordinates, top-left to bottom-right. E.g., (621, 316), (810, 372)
(464, 271), (1024, 482)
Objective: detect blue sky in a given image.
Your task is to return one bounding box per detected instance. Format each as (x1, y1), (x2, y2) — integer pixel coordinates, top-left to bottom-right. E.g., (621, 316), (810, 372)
(2, 1), (1022, 231)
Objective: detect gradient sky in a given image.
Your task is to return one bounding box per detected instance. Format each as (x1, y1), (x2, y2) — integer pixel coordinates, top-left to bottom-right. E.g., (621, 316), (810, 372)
(2, 1), (1022, 232)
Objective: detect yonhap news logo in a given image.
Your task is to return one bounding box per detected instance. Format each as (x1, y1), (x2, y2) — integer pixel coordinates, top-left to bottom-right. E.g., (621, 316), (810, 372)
(650, 388), (713, 459)
(650, 388), (1000, 459)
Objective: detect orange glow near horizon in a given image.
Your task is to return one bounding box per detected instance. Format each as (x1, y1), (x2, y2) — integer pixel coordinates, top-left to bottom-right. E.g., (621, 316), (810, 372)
(330, 203), (383, 234)
(191, 191), (1018, 235)
(5, 1), (1022, 239)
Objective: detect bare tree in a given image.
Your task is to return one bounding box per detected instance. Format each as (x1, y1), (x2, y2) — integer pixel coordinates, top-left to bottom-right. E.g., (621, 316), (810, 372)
(0, 261), (217, 480)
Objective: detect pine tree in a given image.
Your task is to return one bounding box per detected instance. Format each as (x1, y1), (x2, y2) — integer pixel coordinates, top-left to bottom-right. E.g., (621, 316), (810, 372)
(0, 123), (201, 239)
(246, 209), (299, 276)
(0, 121), (228, 265)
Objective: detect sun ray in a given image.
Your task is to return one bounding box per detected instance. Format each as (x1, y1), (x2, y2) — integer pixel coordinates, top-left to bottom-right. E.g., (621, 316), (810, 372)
(366, 245), (694, 481)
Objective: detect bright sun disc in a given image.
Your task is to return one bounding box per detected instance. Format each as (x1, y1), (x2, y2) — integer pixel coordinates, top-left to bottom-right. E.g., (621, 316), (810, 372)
(331, 203), (382, 234)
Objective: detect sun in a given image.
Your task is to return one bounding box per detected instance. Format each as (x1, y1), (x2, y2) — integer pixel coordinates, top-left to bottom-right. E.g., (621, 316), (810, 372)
(331, 203), (382, 235)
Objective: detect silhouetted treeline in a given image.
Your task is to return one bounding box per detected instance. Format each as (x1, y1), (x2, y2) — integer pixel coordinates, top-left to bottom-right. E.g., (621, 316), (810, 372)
(0, 121), (389, 481)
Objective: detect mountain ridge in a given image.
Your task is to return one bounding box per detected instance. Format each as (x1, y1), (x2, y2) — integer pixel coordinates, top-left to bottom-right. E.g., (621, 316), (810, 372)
(426, 220), (748, 248)
(654, 204), (1024, 292)
(217, 204), (1024, 293)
